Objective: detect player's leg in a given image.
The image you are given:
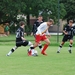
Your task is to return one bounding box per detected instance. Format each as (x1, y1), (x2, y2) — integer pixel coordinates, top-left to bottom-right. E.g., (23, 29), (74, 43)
(6, 46), (18, 56)
(57, 36), (67, 53)
(27, 41), (36, 56)
(26, 41), (38, 56)
(23, 40), (38, 56)
(41, 38), (50, 55)
(28, 42), (39, 56)
(38, 42), (42, 51)
(34, 34), (43, 51)
(28, 35), (41, 56)
(68, 39), (73, 53)
(21, 40), (33, 56)
(57, 41), (65, 53)
(31, 44), (38, 56)
(23, 40), (32, 46)
(6, 41), (23, 56)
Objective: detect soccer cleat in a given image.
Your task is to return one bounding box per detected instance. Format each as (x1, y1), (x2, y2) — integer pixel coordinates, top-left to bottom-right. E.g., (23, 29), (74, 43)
(27, 49), (32, 56)
(68, 50), (72, 53)
(57, 51), (60, 53)
(41, 52), (47, 56)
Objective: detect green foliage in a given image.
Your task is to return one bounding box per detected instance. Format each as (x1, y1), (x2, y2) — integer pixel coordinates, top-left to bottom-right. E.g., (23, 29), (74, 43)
(60, 0), (75, 20)
(0, 0), (66, 24)
(0, 0), (26, 23)
(25, 25), (33, 35)
(9, 24), (17, 34)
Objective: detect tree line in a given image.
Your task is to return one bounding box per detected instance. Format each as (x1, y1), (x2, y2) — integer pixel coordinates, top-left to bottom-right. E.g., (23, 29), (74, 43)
(0, 0), (75, 25)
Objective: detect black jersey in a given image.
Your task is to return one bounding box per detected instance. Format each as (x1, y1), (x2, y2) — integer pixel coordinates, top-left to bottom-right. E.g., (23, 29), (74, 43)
(63, 25), (74, 36)
(32, 20), (43, 34)
(73, 26), (75, 35)
(16, 27), (24, 42)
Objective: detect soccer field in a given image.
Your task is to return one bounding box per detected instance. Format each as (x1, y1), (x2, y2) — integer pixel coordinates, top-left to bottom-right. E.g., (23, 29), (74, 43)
(0, 45), (75, 75)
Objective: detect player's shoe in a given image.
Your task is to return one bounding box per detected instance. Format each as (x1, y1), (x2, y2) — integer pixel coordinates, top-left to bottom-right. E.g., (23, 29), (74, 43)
(27, 49), (32, 56)
(41, 52), (47, 56)
(68, 50), (72, 53)
(57, 51), (60, 53)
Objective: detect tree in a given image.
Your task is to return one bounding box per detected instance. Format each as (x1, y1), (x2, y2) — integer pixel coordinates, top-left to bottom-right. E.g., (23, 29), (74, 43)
(0, 0), (66, 24)
(21, 0), (66, 24)
(60, 0), (75, 20)
(0, 0), (26, 23)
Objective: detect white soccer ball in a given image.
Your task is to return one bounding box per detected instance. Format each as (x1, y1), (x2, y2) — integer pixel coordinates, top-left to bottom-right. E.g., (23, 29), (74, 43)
(32, 50), (38, 56)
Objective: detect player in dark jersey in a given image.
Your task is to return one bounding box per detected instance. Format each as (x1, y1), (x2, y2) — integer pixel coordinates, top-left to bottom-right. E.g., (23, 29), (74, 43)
(57, 20), (74, 53)
(6, 21), (33, 56)
(72, 23), (75, 35)
(31, 15), (43, 36)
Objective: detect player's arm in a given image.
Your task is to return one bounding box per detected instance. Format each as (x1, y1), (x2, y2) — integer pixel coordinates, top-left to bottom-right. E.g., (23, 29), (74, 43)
(37, 26), (49, 35)
(63, 30), (68, 35)
(63, 26), (68, 35)
(42, 27), (49, 34)
(31, 22), (36, 36)
(72, 26), (75, 35)
(31, 27), (34, 36)
(37, 27), (48, 35)
(21, 37), (26, 41)
(31, 24), (34, 35)
(45, 30), (51, 38)
(20, 31), (26, 41)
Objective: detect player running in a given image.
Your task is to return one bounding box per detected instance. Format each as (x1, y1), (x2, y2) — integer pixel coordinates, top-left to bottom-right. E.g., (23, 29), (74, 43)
(57, 20), (74, 53)
(6, 21), (34, 56)
(28, 19), (54, 56)
(31, 15), (44, 51)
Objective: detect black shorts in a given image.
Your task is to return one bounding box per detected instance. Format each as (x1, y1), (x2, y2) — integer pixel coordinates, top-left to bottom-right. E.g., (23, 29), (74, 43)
(62, 35), (73, 42)
(16, 40), (29, 47)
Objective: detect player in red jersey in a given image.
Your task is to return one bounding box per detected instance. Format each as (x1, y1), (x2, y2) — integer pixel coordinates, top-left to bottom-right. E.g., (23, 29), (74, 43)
(28, 19), (54, 56)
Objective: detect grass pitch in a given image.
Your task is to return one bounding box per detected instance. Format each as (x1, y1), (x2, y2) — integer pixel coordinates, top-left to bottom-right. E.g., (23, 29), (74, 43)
(0, 45), (75, 75)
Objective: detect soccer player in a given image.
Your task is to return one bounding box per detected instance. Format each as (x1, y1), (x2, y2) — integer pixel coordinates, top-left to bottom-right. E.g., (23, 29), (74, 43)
(57, 20), (74, 53)
(31, 15), (43, 36)
(6, 21), (33, 56)
(29, 19), (54, 56)
(31, 15), (44, 51)
(72, 23), (75, 35)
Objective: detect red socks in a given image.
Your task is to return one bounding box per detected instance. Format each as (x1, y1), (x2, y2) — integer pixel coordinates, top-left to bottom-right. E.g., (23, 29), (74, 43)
(41, 44), (48, 55)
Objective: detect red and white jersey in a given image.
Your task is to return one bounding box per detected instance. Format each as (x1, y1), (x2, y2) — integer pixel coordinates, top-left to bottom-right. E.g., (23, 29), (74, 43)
(36, 22), (49, 35)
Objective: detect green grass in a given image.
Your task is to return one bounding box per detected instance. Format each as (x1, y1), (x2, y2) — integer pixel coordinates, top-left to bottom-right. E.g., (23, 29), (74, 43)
(0, 35), (75, 75)
(0, 46), (75, 75)
(0, 34), (75, 46)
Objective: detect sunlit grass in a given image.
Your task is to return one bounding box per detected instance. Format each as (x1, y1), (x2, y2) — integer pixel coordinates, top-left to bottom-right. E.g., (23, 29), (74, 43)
(0, 46), (75, 75)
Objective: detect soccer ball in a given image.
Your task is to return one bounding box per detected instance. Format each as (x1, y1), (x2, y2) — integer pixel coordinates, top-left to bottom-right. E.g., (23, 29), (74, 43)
(32, 50), (38, 56)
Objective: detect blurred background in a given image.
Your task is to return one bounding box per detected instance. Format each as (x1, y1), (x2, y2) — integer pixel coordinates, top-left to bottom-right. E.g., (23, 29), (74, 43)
(0, 0), (75, 43)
